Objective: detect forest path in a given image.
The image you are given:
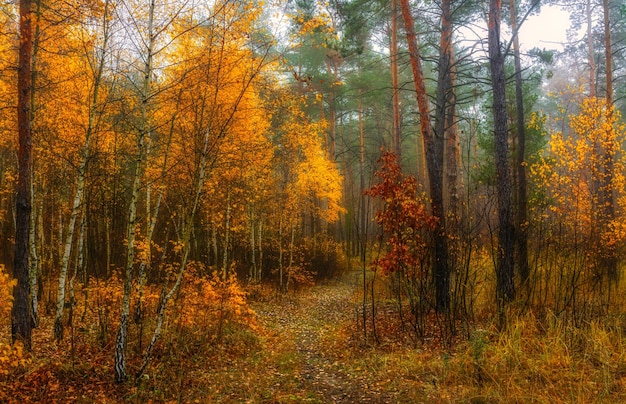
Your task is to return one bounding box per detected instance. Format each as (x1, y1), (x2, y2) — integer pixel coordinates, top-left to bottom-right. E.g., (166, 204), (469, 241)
(254, 276), (397, 403)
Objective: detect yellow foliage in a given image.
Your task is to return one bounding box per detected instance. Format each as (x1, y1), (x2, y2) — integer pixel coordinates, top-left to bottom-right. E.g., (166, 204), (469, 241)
(531, 97), (626, 260)
(178, 264), (257, 333)
(271, 90), (344, 225)
(0, 265), (26, 376)
(0, 264), (15, 318)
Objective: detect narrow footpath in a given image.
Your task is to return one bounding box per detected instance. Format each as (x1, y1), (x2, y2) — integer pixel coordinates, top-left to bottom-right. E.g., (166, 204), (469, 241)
(255, 279), (399, 403)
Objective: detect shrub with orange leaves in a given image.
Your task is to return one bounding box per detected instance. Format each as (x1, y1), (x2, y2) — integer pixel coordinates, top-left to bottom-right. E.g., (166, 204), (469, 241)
(0, 265), (27, 378)
(177, 263), (256, 340)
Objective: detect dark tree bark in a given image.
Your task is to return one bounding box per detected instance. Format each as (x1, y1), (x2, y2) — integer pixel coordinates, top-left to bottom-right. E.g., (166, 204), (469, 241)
(13, 0), (34, 350)
(438, 0), (461, 237)
(400, 0), (450, 312)
(488, 0), (515, 304)
(509, 0), (529, 287)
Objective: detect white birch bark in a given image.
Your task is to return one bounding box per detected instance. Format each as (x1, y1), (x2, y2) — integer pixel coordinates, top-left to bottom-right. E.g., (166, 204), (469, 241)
(54, 0), (111, 341)
(114, 0), (156, 383)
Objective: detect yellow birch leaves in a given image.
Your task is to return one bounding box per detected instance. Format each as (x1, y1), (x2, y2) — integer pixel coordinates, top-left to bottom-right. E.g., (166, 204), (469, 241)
(532, 97), (626, 255)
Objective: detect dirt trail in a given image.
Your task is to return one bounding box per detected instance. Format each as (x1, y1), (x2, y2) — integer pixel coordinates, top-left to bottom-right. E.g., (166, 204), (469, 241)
(255, 280), (397, 403)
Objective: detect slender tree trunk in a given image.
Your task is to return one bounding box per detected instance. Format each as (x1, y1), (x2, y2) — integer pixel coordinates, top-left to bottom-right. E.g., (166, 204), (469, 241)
(13, 0), (34, 350)
(249, 207), (256, 281)
(390, 0), (402, 158)
(257, 220), (263, 281)
(326, 61), (337, 161)
(134, 15), (273, 379)
(488, 0), (515, 304)
(105, 217), (111, 278)
(279, 216), (284, 292)
(587, 0), (597, 98)
(55, 0), (110, 342)
(358, 92), (367, 342)
(29, 182), (39, 328)
(137, 90), (220, 383)
(603, 0), (612, 106)
(400, 0), (450, 312)
(135, 109), (173, 330)
(286, 224), (295, 293)
(601, 0), (617, 282)
(115, 0), (155, 383)
(68, 214), (85, 331)
(212, 219), (218, 267)
(28, 0), (42, 329)
(222, 191), (231, 280)
(55, 170), (86, 341)
(509, 0), (529, 287)
(440, 0), (462, 282)
(358, 93), (366, 258)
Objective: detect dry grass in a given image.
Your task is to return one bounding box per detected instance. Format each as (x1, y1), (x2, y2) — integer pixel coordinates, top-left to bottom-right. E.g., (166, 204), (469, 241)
(3, 269), (626, 402)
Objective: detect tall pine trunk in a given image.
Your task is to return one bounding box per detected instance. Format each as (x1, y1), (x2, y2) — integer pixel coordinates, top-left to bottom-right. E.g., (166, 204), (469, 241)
(488, 0), (515, 305)
(400, 0), (450, 312)
(13, 0), (34, 350)
(390, 0), (402, 158)
(509, 0), (529, 287)
(587, 0), (597, 97)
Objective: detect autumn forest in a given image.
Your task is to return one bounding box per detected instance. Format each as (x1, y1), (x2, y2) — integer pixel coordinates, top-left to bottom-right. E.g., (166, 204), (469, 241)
(2, 0), (626, 401)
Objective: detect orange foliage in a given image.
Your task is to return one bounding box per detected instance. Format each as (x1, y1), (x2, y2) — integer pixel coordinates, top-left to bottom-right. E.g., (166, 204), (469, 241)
(177, 264), (256, 335)
(0, 265), (26, 379)
(366, 151), (436, 275)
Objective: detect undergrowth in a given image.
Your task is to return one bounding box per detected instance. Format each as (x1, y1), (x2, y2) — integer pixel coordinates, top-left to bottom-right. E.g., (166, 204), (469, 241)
(2, 270), (626, 402)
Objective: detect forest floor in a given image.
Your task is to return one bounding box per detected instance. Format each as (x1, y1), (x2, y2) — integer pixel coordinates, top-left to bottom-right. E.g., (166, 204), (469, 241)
(252, 277), (402, 403)
(3, 272), (626, 402)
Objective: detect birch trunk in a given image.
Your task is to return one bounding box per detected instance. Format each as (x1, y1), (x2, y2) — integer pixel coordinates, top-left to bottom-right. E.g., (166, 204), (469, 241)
(249, 207), (256, 281)
(115, 0), (155, 383)
(286, 224), (296, 293)
(28, 0), (42, 329)
(134, 106), (174, 331)
(55, 0), (111, 342)
(222, 191), (231, 280)
(257, 220), (263, 281)
(29, 180), (39, 328)
(134, 10), (273, 379)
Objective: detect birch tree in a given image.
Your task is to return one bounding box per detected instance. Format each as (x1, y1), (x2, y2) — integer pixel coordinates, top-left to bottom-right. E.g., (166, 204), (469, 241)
(114, 0), (158, 383)
(55, 0), (113, 342)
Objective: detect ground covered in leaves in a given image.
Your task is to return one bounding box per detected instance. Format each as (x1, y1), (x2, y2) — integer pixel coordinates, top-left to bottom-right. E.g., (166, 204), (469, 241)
(3, 273), (626, 402)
